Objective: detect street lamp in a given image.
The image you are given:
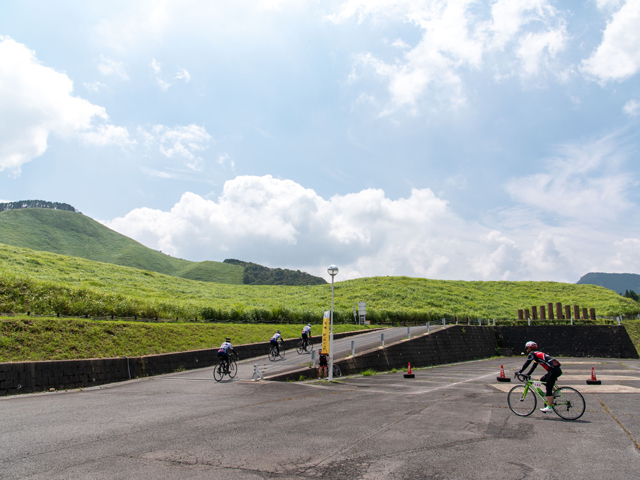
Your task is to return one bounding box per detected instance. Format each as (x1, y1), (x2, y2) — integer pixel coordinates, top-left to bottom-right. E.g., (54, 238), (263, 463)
(327, 265), (338, 381)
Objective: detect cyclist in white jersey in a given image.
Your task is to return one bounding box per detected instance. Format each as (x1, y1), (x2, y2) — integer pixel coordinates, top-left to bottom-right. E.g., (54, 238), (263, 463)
(270, 330), (283, 355)
(301, 324), (312, 350)
(217, 338), (236, 373)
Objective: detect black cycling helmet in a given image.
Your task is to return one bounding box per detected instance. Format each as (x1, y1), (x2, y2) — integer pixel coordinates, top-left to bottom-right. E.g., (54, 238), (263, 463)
(226, 337), (231, 342)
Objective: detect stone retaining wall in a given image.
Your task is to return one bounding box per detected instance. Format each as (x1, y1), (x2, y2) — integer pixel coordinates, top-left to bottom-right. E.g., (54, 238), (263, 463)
(267, 324), (639, 381)
(0, 329), (377, 396)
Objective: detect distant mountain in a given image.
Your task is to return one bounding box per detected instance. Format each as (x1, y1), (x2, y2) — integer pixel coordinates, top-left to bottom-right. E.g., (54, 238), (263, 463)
(576, 272), (640, 295)
(0, 207), (325, 286)
(224, 259), (326, 285)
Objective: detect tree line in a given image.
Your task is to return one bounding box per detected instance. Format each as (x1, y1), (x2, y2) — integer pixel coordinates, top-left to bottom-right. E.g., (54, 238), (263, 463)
(223, 259), (327, 286)
(0, 200), (77, 213)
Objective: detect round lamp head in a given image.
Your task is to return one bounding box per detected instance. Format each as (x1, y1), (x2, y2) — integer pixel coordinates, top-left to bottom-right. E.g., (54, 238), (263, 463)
(327, 265), (339, 276)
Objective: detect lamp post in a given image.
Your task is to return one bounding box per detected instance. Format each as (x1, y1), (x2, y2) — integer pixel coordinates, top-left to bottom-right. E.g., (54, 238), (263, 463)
(327, 264), (338, 381)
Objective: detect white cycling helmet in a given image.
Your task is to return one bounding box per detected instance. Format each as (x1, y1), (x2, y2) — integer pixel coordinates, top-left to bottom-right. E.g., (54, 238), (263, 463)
(307, 323), (311, 327)
(277, 330), (281, 334)
(525, 341), (537, 349)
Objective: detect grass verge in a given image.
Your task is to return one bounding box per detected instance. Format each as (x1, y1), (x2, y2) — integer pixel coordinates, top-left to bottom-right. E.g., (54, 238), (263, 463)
(0, 317), (373, 362)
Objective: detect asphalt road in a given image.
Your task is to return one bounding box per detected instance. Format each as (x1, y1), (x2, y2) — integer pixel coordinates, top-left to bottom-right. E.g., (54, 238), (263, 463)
(2, 356), (639, 479)
(250, 325), (439, 378)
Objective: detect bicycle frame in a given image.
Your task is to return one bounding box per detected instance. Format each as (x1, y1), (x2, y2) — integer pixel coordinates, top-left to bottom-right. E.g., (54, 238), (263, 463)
(520, 379), (554, 406)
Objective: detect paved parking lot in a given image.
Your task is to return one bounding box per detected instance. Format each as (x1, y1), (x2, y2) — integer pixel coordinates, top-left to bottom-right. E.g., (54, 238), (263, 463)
(1, 356), (639, 479)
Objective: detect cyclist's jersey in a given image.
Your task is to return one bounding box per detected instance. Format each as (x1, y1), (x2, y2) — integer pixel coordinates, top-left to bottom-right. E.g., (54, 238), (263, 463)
(521, 351), (561, 373)
(218, 342), (233, 354)
(270, 333), (282, 342)
(302, 326), (311, 335)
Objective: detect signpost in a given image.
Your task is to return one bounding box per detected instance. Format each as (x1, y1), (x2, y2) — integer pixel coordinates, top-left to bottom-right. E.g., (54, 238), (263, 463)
(358, 301), (366, 325)
(322, 310), (330, 355)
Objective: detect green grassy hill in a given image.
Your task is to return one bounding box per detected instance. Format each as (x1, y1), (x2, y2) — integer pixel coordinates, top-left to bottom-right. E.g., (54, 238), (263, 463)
(1, 243), (638, 323)
(0, 208), (324, 285)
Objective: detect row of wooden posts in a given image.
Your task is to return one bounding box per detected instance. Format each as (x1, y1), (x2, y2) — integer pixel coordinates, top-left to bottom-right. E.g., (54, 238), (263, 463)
(517, 303), (595, 321)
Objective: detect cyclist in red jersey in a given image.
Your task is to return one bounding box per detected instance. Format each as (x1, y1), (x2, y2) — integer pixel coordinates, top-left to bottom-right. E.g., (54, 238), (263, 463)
(516, 341), (563, 413)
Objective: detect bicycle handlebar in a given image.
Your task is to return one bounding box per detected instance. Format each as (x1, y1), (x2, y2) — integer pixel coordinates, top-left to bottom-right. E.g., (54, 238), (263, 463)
(514, 373), (530, 382)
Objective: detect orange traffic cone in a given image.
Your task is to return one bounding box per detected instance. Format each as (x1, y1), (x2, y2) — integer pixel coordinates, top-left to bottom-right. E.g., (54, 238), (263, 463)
(586, 366), (601, 385)
(404, 362), (415, 379)
(497, 364), (511, 382)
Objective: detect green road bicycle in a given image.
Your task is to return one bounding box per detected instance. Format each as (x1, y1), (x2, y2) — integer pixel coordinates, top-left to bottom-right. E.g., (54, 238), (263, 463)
(213, 359), (237, 382)
(508, 373), (585, 420)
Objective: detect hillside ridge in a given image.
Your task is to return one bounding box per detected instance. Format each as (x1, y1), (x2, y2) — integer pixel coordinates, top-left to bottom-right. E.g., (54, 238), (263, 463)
(0, 207), (325, 286)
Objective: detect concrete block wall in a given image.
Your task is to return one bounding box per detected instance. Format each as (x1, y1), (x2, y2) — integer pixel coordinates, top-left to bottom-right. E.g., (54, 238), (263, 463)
(494, 325), (639, 359)
(0, 328), (377, 396)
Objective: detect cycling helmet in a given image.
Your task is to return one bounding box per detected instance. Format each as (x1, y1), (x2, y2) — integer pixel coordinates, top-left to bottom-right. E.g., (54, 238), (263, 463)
(525, 341), (537, 350)
(307, 323), (311, 327)
(225, 337), (230, 342)
(277, 330), (281, 334)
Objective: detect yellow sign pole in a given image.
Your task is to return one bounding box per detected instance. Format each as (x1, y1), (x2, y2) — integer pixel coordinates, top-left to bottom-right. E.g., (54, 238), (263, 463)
(322, 310), (330, 354)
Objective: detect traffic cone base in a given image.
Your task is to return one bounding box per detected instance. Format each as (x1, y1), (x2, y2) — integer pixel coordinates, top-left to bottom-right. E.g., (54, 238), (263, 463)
(586, 366), (601, 385)
(497, 364), (511, 382)
(404, 362), (415, 379)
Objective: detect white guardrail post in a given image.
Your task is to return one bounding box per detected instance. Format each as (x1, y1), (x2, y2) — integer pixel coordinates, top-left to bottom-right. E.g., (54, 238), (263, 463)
(253, 365), (264, 381)
(351, 340), (355, 356)
(427, 321), (430, 334)
(381, 333), (385, 347)
(312, 350), (317, 368)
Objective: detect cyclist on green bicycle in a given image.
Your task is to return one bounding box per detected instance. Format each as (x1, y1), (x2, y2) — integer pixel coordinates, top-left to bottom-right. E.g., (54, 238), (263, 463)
(301, 324), (312, 350)
(217, 338), (236, 374)
(270, 330), (284, 355)
(516, 341), (562, 413)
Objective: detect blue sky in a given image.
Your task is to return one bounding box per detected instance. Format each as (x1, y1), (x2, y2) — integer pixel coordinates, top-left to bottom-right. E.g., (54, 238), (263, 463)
(1, 0), (640, 282)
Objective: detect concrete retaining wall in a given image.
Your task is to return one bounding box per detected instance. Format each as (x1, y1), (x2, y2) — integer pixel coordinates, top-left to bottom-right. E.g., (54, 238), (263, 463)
(268, 324), (639, 381)
(0, 329), (377, 396)
(494, 325), (639, 358)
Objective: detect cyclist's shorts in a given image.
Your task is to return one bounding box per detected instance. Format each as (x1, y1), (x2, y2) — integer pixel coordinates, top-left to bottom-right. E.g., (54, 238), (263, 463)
(541, 366), (562, 396)
(270, 339), (278, 346)
(301, 333), (308, 339)
(218, 351), (228, 360)
(319, 355), (328, 367)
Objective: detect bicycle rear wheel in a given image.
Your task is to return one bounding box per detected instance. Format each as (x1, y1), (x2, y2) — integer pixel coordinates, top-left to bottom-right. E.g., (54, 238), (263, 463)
(508, 385), (536, 416)
(268, 348), (277, 361)
(553, 387), (585, 420)
(332, 364), (341, 378)
(228, 360), (237, 379)
(213, 364), (224, 382)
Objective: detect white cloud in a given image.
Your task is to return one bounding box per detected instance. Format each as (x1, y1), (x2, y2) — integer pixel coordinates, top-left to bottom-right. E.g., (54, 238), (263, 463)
(0, 37), (131, 174)
(84, 81), (107, 93)
(581, 1), (640, 83)
(105, 173), (634, 282)
(217, 153), (235, 170)
(97, 55), (129, 80)
(623, 99), (640, 116)
(140, 124), (212, 170)
(505, 134), (635, 221)
(150, 59), (191, 90)
(330, 0), (567, 112)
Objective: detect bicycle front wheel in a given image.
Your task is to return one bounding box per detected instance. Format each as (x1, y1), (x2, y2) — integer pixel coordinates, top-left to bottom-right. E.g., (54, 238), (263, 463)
(508, 385), (537, 416)
(332, 364), (341, 378)
(279, 347), (286, 359)
(268, 348), (276, 361)
(228, 360), (237, 379)
(213, 364), (224, 382)
(553, 387), (585, 420)
(296, 342), (304, 355)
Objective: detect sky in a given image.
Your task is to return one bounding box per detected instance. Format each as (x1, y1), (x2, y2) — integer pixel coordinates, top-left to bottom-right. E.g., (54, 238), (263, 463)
(1, 0), (640, 283)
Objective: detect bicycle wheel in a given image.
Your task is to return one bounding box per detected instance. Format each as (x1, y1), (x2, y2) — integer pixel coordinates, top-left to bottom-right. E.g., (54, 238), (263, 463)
(228, 360), (237, 379)
(296, 341), (304, 355)
(230, 351), (239, 362)
(332, 364), (341, 378)
(553, 387), (585, 420)
(508, 385), (537, 416)
(268, 348), (276, 362)
(213, 364), (224, 382)
(279, 347), (286, 359)
(307, 342), (314, 352)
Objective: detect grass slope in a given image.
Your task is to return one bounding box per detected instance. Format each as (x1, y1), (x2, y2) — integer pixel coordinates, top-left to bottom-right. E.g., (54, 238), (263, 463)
(0, 208), (242, 284)
(2, 243), (639, 323)
(0, 317), (371, 362)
